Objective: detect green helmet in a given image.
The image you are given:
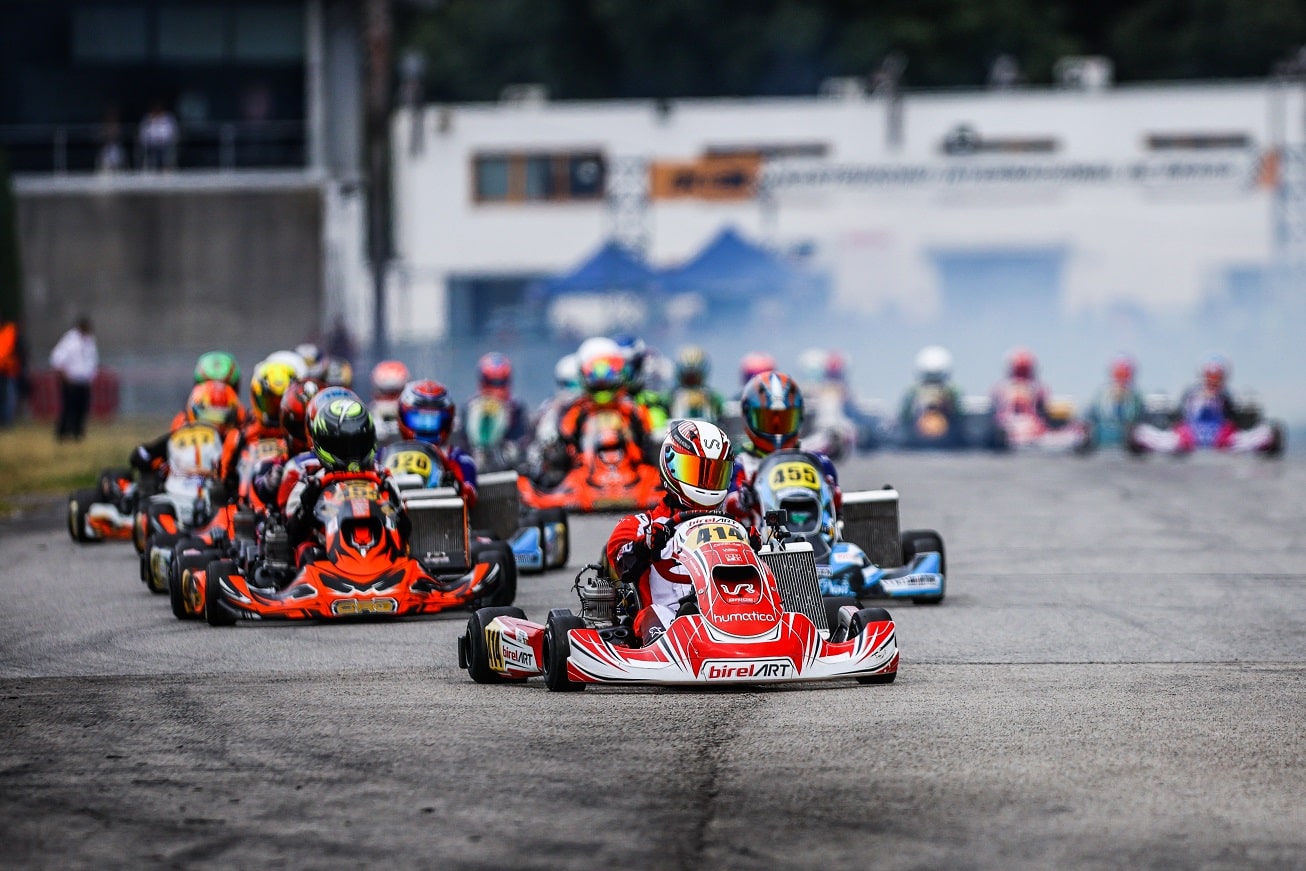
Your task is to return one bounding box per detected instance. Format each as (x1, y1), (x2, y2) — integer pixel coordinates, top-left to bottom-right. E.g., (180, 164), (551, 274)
(194, 351), (242, 390)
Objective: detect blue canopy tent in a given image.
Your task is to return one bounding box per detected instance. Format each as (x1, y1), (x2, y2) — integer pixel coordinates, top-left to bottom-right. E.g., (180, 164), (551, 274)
(659, 227), (817, 306)
(529, 239), (657, 299)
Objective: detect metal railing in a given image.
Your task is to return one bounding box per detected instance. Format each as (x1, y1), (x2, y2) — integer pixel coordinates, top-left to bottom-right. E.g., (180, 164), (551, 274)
(0, 120), (306, 174)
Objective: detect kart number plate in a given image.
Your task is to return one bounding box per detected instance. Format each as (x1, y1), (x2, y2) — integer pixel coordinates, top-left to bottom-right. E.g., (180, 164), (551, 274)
(767, 462), (820, 491)
(384, 450), (432, 478)
(335, 481), (379, 501)
(331, 597), (398, 616)
(170, 424), (218, 449)
(682, 521), (746, 551)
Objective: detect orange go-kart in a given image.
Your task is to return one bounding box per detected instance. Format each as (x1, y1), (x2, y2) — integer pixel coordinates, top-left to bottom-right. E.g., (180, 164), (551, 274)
(518, 412), (663, 512)
(67, 467), (142, 544)
(182, 471), (511, 625)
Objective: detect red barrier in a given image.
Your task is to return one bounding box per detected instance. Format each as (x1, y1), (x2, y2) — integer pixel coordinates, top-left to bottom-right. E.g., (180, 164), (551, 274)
(26, 368), (120, 420)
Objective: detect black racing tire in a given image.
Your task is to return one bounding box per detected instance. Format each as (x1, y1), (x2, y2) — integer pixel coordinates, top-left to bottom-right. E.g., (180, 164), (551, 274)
(132, 509), (149, 554)
(204, 559), (238, 627)
(822, 595), (860, 640)
(463, 606), (529, 684)
(145, 532), (179, 595)
(538, 507), (570, 568)
(67, 488), (96, 543)
(900, 529), (946, 605)
(543, 609), (587, 692)
(847, 607), (897, 684)
(97, 468), (133, 501)
(169, 552), (212, 620)
(471, 540), (518, 608)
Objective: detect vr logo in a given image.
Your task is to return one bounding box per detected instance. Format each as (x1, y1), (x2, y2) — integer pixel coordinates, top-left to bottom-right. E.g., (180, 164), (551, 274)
(718, 582), (755, 596)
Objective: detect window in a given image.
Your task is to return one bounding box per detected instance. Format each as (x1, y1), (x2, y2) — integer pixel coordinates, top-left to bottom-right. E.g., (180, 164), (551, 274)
(1146, 133), (1251, 151)
(233, 5), (304, 62)
(158, 6), (226, 63)
(472, 152), (606, 203)
(72, 6), (148, 63)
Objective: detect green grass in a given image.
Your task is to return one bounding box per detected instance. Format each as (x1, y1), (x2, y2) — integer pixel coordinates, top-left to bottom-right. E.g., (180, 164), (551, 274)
(0, 418), (167, 514)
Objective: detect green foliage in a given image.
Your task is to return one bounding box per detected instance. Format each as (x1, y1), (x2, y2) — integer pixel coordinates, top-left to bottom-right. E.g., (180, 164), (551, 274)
(398, 0), (1306, 101)
(0, 148), (20, 321)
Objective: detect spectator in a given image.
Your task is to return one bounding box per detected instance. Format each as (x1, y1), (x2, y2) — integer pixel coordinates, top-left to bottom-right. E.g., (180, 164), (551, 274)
(138, 102), (178, 171)
(50, 315), (98, 441)
(0, 314), (18, 426)
(97, 106), (126, 174)
(324, 315), (357, 367)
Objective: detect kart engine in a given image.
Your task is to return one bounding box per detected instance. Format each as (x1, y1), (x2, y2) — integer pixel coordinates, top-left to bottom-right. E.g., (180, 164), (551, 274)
(574, 566), (618, 627)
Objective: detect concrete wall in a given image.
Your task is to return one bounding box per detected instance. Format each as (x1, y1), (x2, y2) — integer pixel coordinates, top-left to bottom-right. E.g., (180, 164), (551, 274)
(17, 177), (323, 359)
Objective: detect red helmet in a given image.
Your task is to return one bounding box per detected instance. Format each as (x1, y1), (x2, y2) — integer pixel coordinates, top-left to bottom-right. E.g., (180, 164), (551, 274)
(1202, 355), (1229, 390)
(370, 360), (410, 401)
(658, 420), (734, 509)
(279, 379), (320, 454)
(740, 371), (804, 453)
(186, 381), (241, 429)
(478, 352), (512, 397)
(1110, 355), (1135, 387)
(739, 352), (777, 387)
(1007, 348), (1037, 380)
(398, 380), (456, 445)
(824, 350), (847, 382)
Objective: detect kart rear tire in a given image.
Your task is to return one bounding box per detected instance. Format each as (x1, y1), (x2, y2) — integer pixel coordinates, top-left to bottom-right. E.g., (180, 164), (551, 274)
(463, 606), (528, 684)
(204, 559), (238, 627)
(847, 607), (897, 684)
(900, 529), (946, 605)
(471, 541), (518, 608)
(145, 533), (179, 595)
(543, 609), (586, 692)
(67, 488), (96, 543)
(169, 552), (212, 620)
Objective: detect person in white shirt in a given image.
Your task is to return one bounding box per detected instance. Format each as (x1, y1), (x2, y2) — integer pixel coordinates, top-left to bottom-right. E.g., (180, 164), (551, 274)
(49, 316), (98, 441)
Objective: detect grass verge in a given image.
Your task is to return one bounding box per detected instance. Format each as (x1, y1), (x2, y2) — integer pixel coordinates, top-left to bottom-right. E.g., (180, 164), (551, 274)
(0, 418), (167, 515)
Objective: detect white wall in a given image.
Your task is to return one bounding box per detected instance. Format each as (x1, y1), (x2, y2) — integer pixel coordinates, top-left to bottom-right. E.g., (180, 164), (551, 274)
(388, 81), (1303, 340)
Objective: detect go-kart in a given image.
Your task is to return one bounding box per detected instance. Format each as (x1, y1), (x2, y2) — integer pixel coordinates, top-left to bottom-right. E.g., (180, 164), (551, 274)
(518, 411), (662, 512)
(67, 467), (144, 544)
(191, 471), (511, 625)
(753, 450), (946, 604)
(381, 441), (569, 574)
(993, 387), (1092, 454)
(459, 510), (898, 689)
(1127, 392), (1284, 457)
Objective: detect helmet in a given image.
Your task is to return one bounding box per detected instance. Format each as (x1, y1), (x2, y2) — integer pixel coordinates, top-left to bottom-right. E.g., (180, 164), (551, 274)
(1202, 354), (1229, 390)
(322, 356), (353, 388)
(740, 371), (804, 453)
(193, 351), (241, 390)
(554, 354), (581, 392)
(675, 346), (711, 388)
(824, 350), (848, 383)
(185, 381), (241, 429)
(370, 360), (410, 401)
(308, 388), (377, 473)
(1110, 355), (1136, 386)
(478, 352), (512, 397)
(915, 346), (953, 384)
(397, 380), (456, 445)
(295, 343), (326, 382)
(1007, 348), (1037, 380)
(739, 351), (777, 387)
(612, 333), (647, 391)
(580, 351), (629, 403)
(658, 419), (734, 509)
(264, 350), (308, 381)
(249, 358), (299, 426)
(576, 336), (620, 361)
(280, 379), (320, 454)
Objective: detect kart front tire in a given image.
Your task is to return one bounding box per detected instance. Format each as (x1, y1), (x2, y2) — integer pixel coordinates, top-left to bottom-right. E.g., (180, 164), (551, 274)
(204, 559), (238, 627)
(822, 596), (860, 640)
(900, 529), (946, 605)
(848, 607), (897, 684)
(67, 488), (96, 543)
(472, 541), (518, 608)
(170, 552), (212, 620)
(543, 609), (586, 692)
(463, 606), (528, 684)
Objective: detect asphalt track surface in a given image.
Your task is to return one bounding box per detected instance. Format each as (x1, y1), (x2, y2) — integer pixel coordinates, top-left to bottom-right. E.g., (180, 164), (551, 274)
(2, 452), (1304, 870)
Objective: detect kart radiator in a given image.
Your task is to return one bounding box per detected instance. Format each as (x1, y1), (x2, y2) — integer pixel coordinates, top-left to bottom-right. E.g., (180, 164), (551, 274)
(469, 471), (520, 541)
(403, 494), (469, 568)
(841, 488), (901, 568)
(761, 544), (828, 634)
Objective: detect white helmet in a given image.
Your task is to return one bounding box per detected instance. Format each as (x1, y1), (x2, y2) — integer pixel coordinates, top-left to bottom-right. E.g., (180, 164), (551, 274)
(576, 336), (620, 363)
(915, 346), (953, 383)
(658, 419), (734, 509)
(554, 353), (581, 391)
